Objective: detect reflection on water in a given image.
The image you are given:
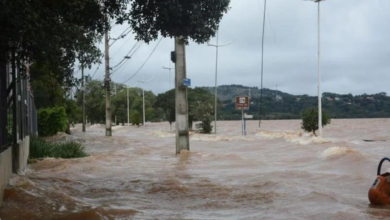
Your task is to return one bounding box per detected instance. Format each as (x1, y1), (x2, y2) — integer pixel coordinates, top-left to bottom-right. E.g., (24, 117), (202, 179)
(1, 119), (390, 220)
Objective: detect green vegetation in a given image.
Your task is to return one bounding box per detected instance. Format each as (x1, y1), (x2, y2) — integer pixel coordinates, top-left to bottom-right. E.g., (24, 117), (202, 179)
(75, 80), (162, 125)
(301, 108), (331, 136)
(130, 111), (142, 126)
(202, 85), (390, 120)
(193, 102), (214, 134)
(30, 137), (88, 159)
(38, 107), (68, 137)
(155, 88), (218, 130)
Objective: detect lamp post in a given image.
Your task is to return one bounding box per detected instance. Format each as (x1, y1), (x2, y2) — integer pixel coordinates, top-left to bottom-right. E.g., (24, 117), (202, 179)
(308, 0), (325, 137)
(127, 82), (139, 126)
(163, 64), (174, 91)
(207, 33), (235, 134)
(138, 76), (155, 127)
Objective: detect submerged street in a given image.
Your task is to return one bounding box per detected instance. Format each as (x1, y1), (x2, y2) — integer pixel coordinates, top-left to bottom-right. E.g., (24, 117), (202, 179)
(1, 119), (390, 220)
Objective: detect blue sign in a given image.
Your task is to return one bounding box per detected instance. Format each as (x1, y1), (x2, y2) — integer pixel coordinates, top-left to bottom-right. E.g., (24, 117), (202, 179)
(183, 78), (191, 87)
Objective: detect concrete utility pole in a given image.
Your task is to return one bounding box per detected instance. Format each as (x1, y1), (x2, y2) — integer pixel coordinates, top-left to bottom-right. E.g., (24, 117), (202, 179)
(208, 32), (235, 134)
(105, 26), (112, 136)
(82, 62), (86, 132)
(175, 37), (190, 154)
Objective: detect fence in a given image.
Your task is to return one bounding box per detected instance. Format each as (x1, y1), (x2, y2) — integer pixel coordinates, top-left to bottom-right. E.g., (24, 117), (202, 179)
(0, 55), (37, 154)
(0, 62), (8, 153)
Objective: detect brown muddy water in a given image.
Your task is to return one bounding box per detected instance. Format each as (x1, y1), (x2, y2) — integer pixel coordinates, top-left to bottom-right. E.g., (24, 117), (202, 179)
(1, 119), (390, 220)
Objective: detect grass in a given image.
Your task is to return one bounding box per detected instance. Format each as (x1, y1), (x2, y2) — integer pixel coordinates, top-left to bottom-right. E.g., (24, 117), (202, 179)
(30, 136), (88, 160)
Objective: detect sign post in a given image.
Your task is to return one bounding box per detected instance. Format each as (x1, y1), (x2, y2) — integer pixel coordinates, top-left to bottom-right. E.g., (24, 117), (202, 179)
(235, 96), (250, 136)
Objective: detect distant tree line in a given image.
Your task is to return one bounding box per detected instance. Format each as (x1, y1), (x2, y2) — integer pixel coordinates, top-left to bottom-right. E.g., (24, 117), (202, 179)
(212, 85), (390, 120)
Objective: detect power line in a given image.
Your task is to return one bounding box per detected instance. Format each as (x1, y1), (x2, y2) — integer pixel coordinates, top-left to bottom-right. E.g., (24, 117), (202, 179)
(120, 38), (163, 84)
(111, 42), (143, 76)
(90, 54), (105, 79)
(109, 26), (132, 47)
(111, 41), (143, 75)
(110, 41), (141, 70)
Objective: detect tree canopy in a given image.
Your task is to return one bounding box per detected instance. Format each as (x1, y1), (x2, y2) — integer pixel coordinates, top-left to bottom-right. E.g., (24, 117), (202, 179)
(301, 108), (331, 136)
(0, 0), (129, 86)
(128, 0), (231, 43)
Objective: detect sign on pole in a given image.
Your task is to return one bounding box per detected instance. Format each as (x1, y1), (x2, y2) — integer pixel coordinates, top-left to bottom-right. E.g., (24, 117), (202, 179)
(235, 96), (249, 110)
(183, 78), (191, 87)
(236, 96), (250, 136)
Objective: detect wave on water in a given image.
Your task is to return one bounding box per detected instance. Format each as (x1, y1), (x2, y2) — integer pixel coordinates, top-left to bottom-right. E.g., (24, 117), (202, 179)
(256, 130), (332, 145)
(149, 131), (176, 138)
(318, 146), (361, 159)
(191, 134), (255, 142)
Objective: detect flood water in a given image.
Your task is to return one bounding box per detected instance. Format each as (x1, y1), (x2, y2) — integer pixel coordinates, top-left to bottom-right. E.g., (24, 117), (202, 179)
(1, 119), (390, 220)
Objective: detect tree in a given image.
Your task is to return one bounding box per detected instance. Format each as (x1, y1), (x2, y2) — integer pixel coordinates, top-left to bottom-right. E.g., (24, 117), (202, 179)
(154, 89), (176, 129)
(130, 110), (142, 126)
(192, 102), (214, 134)
(155, 88), (217, 129)
(76, 80), (105, 124)
(128, 0), (231, 44)
(301, 108), (331, 136)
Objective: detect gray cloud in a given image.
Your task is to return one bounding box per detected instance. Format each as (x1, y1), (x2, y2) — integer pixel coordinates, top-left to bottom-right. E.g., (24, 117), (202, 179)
(82, 0), (390, 96)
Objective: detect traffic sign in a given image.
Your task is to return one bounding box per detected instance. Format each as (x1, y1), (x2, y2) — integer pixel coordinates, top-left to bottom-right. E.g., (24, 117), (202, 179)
(183, 78), (191, 87)
(235, 96), (249, 110)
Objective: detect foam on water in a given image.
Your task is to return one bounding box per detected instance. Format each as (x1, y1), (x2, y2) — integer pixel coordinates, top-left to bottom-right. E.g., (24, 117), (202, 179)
(191, 134), (256, 142)
(149, 131), (176, 138)
(256, 130), (332, 145)
(318, 146), (360, 159)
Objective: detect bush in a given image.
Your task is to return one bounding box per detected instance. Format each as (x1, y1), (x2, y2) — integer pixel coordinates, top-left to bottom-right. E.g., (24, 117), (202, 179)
(301, 108), (331, 136)
(30, 136), (88, 159)
(196, 117), (213, 134)
(38, 107), (68, 137)
(192, 102), (214, 134)
(130, 110), (142, 126)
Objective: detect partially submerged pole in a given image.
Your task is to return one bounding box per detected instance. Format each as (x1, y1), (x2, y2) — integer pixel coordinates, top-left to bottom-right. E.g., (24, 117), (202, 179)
(175, 37), (190, 154)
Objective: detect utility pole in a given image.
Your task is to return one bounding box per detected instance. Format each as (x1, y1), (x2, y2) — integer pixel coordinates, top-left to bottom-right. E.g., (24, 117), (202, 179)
(105, 24), (112, 136)
(208, 32), (235, 134)
(142, 87), (145, 126)
(114, 84), (117, 126)
(175, 37), (190, 154)
(317, 0), (323, 137)
(259, 0), (267, 128)
(82, 61), (86, 132)
(127, 84), (129, 126)
(214, 31), (219, 135)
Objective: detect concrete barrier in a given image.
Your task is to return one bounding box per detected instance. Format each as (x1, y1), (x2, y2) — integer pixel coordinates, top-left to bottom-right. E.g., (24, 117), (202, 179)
(1, 136), (30, 206)
(0, 147), (12, 207)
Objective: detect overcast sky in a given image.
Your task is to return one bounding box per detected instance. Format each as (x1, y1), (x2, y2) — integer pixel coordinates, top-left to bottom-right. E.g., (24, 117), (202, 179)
(81, 0), (390, 96)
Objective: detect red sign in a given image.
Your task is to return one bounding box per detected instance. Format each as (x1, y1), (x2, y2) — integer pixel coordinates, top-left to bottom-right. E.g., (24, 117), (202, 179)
(235, 96), (249, 110)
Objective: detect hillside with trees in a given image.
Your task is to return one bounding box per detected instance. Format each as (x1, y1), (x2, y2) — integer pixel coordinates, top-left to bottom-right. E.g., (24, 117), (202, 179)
(201, 85), (390, 120)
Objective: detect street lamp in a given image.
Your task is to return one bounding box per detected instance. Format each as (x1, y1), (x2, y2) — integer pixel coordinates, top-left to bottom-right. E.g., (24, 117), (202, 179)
(207, 33), (235, 134)
(162, 64), (174, 91)
(307, 0), (326, 137)
(138, 76), (155, 126)
(127, 82), (139, 126)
